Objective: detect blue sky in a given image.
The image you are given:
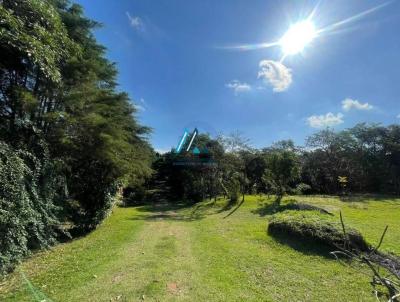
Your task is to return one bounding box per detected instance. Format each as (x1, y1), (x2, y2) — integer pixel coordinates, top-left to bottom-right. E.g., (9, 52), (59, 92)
(76, 0), (400, 152)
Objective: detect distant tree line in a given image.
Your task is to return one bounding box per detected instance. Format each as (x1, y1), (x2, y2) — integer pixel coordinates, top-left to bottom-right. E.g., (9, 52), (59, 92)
(0, 0), (153, 274)
(147, 123), (400, 206)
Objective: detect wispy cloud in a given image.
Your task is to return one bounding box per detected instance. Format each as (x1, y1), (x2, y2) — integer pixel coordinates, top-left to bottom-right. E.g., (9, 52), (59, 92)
(307, 112), (344, 128)
(126, 12), (145, 32)
(225, 80), (251, 95)
(258, 60), (292, 92)
(397, 114), (400, 119)
(134, 98), (146, 111)
(342, 98), (373, 111)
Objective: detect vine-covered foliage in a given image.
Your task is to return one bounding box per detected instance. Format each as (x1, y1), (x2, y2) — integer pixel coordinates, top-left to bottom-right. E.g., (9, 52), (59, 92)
(0, 142), (67, 274)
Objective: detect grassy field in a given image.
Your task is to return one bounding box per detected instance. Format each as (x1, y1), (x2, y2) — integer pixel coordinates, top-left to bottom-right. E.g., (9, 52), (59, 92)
(0, 195), (399, 301)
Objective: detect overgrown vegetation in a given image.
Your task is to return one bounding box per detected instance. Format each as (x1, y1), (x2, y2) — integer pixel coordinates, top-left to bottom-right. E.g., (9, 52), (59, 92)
(0, 142), (66, 274)
(0, 0), (153, 273)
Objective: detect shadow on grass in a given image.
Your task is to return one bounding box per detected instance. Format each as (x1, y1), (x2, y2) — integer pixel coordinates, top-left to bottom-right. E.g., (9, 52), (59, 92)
(128, 201), (216, 222)
(267, 228), (335, 258)
(216, 201), (235, 213)
(223, 199), (246, 219)
(251, 201), (281, 217)
(338, 194), (400, 203)
(252, 199), (333, 217)
(135, 202), (191, 213)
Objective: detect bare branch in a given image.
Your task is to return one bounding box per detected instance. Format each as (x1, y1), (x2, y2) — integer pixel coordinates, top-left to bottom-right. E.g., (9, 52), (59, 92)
(332, 214), (399, 301)
(373, 225), (389, 253)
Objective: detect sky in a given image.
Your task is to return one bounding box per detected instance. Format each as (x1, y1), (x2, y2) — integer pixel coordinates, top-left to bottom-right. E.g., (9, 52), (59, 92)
(75, 0), (400, 152)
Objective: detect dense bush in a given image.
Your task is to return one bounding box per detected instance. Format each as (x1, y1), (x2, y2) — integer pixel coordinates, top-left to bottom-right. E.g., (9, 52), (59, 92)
(268, 210), (369, 252)
(123, 186), (148, 206)
(0, 142), (66, 274)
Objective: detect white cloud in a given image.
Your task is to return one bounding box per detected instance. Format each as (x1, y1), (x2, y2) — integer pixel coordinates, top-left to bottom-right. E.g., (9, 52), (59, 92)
(126, 12), (144, 31)
(258, 60), (292, 92)
(342, 98), (373, 111)
(135, 104), (145, 111)
(225, 80), (251, 95)
(307, 112), (344, 128)
(134, 98), (146, 111)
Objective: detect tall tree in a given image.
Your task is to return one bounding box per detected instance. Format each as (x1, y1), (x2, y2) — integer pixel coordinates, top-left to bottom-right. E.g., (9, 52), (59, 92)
(0, 0), (153, 233)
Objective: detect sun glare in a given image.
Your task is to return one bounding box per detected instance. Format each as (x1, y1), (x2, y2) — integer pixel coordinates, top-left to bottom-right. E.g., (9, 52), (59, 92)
(223, 1), (391, 61)
(279, 20), (316, 55)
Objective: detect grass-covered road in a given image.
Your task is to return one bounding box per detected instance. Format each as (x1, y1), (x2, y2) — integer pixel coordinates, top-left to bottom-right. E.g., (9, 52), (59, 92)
(1, 196), (399, 301)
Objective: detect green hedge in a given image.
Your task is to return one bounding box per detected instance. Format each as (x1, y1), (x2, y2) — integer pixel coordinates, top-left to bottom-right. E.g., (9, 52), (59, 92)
(268, 210), (370, 252)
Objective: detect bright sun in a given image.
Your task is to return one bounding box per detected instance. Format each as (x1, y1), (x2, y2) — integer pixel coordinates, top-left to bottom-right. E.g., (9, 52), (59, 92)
(279, 20), (316, 55)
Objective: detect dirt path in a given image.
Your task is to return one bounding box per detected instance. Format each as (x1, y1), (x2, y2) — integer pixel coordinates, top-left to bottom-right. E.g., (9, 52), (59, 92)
(72, 210), (200, 301)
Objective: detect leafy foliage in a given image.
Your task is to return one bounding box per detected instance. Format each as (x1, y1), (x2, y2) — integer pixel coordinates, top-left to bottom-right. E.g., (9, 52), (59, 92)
(0, 0), (78, 82)
(303, 125), (400, 194)
(0, 142), (66, 274)
(263, 150), (300, 203)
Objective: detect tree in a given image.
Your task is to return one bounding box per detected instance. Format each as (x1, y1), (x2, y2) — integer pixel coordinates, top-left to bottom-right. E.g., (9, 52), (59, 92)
(304, 129), (360, 193)
(218, 153), (244, 204)
(217, 131), (251, 153)
(263, 150), (300, 204)
(154, 134), (224, 203)
(0, 0), (153, 237)
(302, 124), (400, 195)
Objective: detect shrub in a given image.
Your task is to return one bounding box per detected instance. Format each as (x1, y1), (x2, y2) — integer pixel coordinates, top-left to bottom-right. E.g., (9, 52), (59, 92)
(183, 178), (204, 203)
(92, 183), (119, 227)
(268, 210), (369, 252)
(69, 181), (120, 234)
(294, 183), (312, 195)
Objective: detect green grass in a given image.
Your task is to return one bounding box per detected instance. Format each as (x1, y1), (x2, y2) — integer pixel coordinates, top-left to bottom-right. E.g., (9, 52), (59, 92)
(0, 195), (399, 301)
